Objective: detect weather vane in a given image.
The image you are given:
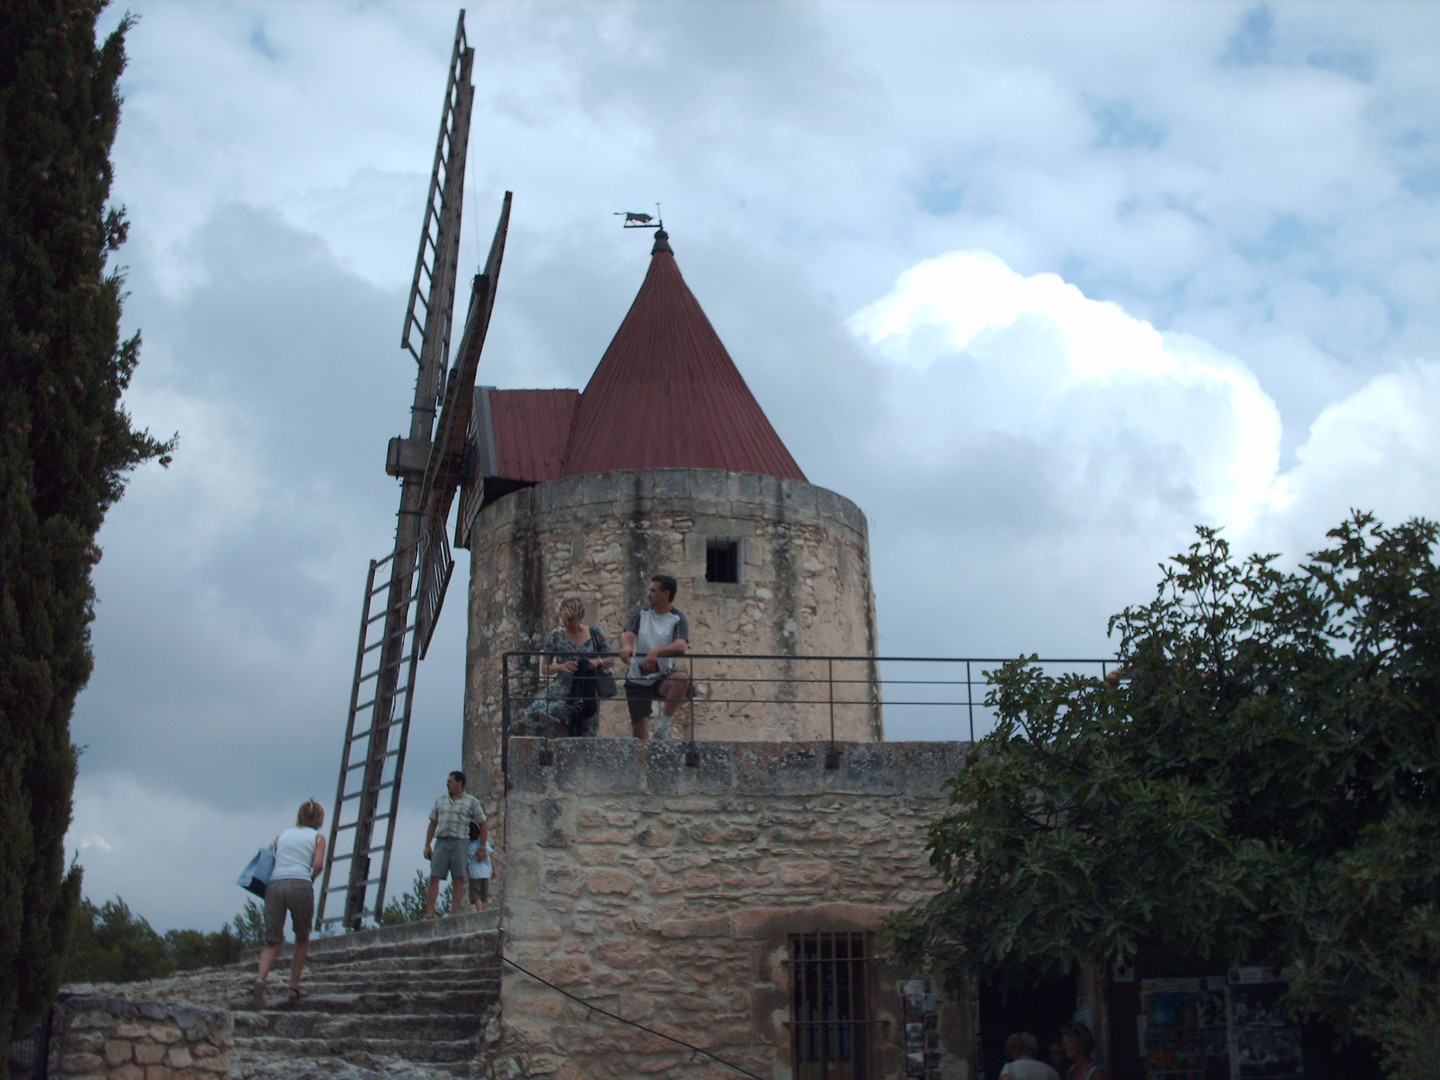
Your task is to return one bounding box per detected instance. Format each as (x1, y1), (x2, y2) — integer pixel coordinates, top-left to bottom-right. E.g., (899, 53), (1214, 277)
(615, 204), (663, 230)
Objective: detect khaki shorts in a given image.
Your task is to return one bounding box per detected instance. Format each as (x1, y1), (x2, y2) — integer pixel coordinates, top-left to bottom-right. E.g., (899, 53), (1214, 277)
(264, 877), (314, 945)
(430, 836), (468, 880)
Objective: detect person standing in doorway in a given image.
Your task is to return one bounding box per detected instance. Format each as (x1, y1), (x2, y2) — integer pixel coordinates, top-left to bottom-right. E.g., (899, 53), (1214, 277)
(1060, 1023), (1109, 1080)
(423, 771), (487, 918)
(618, 574), (690, 740)
(1000, 1032), (1060, 1080)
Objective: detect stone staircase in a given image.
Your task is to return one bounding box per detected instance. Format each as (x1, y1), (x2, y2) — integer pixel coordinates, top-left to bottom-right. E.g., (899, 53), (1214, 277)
(77, 912), (502, 1079)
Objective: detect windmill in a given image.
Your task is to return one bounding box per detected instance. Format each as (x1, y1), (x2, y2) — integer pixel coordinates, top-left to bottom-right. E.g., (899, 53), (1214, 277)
(317, 10), (511, 931)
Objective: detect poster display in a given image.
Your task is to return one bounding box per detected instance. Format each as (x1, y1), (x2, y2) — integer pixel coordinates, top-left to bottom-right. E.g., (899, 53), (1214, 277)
(1227, 969), (1303, 1080)
(1140, 977), (1229, 1080)
(899, 978), (943, 1079)
(1138, 971), (1303, 1080)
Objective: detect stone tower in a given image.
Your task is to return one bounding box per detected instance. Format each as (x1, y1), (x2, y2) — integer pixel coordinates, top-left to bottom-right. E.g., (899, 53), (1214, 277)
(457, 230), (882, 802)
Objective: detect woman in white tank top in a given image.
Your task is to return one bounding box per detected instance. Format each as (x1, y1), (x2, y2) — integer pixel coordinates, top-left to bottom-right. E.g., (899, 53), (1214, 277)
(252, 799), (326, 1005)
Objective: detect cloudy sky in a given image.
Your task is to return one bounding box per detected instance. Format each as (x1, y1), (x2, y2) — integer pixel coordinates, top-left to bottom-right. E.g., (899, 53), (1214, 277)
(70, 2), (1440, 932)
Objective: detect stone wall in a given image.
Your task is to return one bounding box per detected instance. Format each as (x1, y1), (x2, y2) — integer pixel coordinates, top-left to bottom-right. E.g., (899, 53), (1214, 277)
(462, 469), (882, 810)
(45, 996), (231, 1079)
(498, 738), (971, 1080)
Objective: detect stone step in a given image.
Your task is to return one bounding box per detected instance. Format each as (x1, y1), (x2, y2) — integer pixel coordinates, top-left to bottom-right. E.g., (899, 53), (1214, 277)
(235, 987), (496, 1012)
(238, 913), (499, 967)
(303, 962), (500, 984)
(225, 979), (498, 1013)
(235, 1007), (486, 1041)
(236, 1035), (479, 1065)
(266, 978), (498, 1002)
(230, 1048), (481, 1080)
(284, 958), (498, 978)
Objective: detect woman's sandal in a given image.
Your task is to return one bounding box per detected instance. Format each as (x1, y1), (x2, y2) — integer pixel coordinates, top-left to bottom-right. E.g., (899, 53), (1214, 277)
(287, 986), (308, 1000)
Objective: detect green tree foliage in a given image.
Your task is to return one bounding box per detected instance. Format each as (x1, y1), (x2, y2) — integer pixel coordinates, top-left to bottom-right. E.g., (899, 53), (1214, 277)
(1, 1), (172, 1058)
(891, 514), (1439, 1073)
(61, 898), (171, 984)
(230, 899), (266, 950)
(378, 870), (452, 926)
(62, 897), (257, 983)
(163, 926), (242, 973)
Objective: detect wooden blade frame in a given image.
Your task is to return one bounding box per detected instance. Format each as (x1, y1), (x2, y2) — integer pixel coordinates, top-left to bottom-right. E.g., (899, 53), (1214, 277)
(414, 191), (512, 658)
(320, 11), (474, 932)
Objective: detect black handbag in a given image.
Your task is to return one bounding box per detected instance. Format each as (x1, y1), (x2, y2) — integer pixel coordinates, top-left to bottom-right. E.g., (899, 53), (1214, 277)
(590, 628), (618, 698)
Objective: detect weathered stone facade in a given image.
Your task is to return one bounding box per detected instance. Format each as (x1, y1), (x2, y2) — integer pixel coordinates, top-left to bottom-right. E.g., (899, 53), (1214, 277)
(462, 468), (882, 803)
(44, 995), (231, 1080)
(497, 738), (970, 1080)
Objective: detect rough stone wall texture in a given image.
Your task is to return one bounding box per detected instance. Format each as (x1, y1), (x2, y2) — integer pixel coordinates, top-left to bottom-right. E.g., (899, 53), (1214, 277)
(46, 995), (231, 1079)
(498, 738), (971, 1080)
(462, 468), (881, 826)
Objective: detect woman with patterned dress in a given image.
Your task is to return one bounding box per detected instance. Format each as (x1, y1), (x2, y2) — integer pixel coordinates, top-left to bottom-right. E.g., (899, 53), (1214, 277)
(516, 597), (613, 737)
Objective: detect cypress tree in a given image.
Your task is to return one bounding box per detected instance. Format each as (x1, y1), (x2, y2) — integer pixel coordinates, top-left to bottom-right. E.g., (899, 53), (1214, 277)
(0, 0), (172, 1060)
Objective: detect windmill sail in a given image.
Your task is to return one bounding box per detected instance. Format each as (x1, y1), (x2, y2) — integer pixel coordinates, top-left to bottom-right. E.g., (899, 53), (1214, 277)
(414, 192), (512, 656)
(318, 12), (481, 931)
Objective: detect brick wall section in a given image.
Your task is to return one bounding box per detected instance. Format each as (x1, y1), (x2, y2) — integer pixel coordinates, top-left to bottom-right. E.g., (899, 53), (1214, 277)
(463, 469), (882, 808)
(47, 996), (231, 1080)
(498, 738), (972, 1080)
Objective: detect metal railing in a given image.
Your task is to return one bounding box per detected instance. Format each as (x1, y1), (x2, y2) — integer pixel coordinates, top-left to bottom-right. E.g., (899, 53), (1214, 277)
(499, 651), (1116, 775)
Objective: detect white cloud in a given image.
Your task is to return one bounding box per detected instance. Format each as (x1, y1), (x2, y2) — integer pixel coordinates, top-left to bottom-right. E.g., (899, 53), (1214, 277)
(1248, 359), (1440, 555)
(849, 251), (1285, 531)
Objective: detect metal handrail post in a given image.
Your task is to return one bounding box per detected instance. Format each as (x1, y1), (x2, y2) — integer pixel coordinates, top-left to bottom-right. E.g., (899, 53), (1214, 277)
(684, 654), (699, 768)
(966, 660), (975, 744)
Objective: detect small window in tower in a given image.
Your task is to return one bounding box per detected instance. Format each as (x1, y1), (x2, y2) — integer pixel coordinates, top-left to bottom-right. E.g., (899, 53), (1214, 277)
(790, 931), (875, 1080)
(706, 538), (741, 584)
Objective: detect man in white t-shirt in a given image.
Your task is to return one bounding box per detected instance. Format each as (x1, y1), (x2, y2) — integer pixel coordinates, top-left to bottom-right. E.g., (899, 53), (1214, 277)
(618, 574), (690, 740)
(999, 1032), (1060, 1080)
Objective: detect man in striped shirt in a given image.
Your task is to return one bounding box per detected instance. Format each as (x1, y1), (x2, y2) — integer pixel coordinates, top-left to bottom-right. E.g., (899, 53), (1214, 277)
(423, 770), (488, 918)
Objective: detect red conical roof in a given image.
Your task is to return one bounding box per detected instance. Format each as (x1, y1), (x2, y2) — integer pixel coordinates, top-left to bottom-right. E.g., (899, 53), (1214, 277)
(559, 234), (805, 481)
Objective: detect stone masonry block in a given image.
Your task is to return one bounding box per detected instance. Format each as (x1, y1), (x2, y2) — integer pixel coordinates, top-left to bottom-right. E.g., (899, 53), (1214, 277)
(782, 483), (819, 516)
(554, 738), (644, 793)
(827, 742), (910, 796)
(580, 471), (623, 510)
(655, 914), (731, 938)
(688, 470), (730, 509)
(730, 472), (763, 505)
(645, 741), (732, 795)
(67, 1010), (116, 1031)
(68, 1031), (105, 1053)
(896, 742), (971, 796)
(164, 1046), (194, 1068)
(731, 744), (823, 795)
(586, 868), (635, 894)
(506, 737), (555, 794)
(781, 861), (832, 886)
(647, 469), (692, 501)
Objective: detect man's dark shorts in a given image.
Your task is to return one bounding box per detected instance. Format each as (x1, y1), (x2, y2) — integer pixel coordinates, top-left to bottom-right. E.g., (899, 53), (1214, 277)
(624, 674), (691, 727)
